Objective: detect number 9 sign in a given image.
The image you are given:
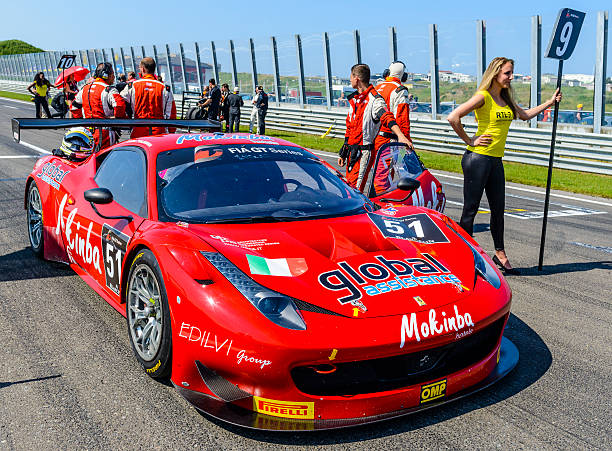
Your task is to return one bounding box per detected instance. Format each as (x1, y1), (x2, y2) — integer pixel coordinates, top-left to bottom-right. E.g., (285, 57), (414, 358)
(545, 8), (585, 60)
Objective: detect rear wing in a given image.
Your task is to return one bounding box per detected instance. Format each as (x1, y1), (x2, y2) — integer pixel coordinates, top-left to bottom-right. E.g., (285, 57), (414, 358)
(11, 118), (221, 144)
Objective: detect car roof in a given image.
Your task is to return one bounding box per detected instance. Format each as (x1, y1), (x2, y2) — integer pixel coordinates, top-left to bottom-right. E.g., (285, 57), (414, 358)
(115, 132), (304, 157)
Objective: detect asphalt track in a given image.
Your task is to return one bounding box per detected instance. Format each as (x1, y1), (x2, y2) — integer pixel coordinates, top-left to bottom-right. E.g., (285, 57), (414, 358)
(0, 96), (610, 450)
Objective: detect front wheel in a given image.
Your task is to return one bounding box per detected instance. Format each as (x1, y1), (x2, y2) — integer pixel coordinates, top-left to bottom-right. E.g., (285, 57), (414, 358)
(126, 249), (172, 380)
(27, 181), (44, 257)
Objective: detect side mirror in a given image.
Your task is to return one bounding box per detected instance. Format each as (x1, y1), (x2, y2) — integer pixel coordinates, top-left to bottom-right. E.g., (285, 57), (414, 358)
(379, 177), (421, 203)
(84, 187), (113, 204)
(397, 177), (420, 192)
(84, 187), (133, 222)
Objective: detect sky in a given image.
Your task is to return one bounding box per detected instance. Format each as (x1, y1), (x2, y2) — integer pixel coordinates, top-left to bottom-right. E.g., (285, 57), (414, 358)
(2, 0), (610, 78)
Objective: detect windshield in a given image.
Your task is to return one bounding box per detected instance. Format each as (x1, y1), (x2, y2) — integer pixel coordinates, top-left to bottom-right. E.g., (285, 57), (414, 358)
(156, 144), (373, 223)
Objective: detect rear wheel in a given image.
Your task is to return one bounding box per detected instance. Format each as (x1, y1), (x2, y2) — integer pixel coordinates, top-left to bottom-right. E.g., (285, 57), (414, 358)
(126, 249), (172, 380)
(27, 181), (44, 257)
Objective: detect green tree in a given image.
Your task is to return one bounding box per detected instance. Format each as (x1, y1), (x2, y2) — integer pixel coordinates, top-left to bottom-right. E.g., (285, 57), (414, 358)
(0, 40), (43, 56)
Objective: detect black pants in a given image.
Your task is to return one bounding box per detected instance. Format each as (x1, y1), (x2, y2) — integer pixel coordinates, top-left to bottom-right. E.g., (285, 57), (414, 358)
(34, 95), (51, 118)
(228, 112), (240, 133)
(459, 151), (505, 250)
(257, 108), (267, 135)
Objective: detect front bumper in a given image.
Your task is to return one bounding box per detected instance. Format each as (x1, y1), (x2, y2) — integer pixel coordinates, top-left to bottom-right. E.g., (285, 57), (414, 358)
(175, 336), (518, 431)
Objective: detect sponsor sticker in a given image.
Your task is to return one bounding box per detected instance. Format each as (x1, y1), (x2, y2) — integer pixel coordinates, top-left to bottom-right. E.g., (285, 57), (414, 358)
(413, 296), (426, 306)
(420, 379), (447, 404)
(252, 414), (314, 431)
(246, 254), (307, 277)
(368, 212), (449, 244)
(253, 397), (314, 420)
(195, 146), (223, 162)
(101, 224), (130, 295)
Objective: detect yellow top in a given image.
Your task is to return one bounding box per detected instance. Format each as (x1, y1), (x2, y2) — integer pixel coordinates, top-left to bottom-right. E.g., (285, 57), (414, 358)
(35, 83), (49, 97)
(466, 90), (514, 158)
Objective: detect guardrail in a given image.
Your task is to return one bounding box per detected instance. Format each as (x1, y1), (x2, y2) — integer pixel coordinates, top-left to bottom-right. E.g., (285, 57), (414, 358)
(235, 104), (612, 176)
(3, 80), (611, 175)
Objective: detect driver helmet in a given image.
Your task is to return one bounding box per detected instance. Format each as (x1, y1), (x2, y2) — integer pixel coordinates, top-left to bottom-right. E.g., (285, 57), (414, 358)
(59, 127), (94, 161)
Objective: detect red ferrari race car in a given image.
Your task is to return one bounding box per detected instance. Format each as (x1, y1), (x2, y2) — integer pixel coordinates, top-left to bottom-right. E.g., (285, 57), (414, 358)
(15, 118), (518, 431)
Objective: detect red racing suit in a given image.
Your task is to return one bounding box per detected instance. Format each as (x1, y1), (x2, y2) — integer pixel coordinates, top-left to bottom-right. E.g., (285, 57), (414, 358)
(71, 78), (127, 149)
(121, 74), (176, 138)
(342, 85), (398, 191)
(373, 76), (412, 194)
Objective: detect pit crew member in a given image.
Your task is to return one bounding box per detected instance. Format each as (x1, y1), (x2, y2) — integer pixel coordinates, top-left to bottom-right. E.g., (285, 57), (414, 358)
(70, 62), (127, 149)
(338, 64), (411, 191)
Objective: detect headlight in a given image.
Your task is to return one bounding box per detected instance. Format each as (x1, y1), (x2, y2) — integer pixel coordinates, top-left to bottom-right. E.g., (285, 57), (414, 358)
(201, 251), (307, 330)
(448, 228), (501, 289)
(469, 244), (501, 289)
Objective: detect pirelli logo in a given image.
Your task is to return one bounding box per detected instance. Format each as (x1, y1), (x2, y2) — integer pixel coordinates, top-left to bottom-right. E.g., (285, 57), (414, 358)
(420, 379), (447, 404)
(253, 396), (315, 420)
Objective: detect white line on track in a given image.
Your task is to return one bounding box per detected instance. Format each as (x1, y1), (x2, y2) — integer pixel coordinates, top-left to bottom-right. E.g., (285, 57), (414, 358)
(432, 172), (612, 208)
(3, 105), (18, 109)
(18, 140), (50, 155)
(0, 155), (39, 159)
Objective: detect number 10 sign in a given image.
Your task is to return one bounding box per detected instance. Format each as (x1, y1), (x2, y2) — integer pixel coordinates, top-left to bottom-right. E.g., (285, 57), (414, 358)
(545, 8), (585, 60)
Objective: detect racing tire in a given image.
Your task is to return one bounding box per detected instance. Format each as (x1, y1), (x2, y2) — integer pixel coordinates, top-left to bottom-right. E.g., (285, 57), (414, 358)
(26, 181), (44, 258)
(126, 249), (172, 380)
(186, 106), (199, 120)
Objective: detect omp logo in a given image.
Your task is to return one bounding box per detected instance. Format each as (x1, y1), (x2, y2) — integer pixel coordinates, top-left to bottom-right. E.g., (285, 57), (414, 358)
(420, 379), (447, 404)
(253, 396), (314, 420)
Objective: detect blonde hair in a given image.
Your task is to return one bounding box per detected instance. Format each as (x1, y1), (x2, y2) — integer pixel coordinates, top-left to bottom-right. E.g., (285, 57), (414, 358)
(477, 57), (517, 118)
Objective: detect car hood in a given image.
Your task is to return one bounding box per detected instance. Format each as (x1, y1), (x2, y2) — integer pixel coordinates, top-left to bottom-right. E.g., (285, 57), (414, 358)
(189, 208), (476, 318)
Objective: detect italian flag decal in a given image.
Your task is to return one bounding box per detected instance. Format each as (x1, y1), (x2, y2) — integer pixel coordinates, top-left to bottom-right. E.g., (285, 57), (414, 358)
(246, 255), (308, 277)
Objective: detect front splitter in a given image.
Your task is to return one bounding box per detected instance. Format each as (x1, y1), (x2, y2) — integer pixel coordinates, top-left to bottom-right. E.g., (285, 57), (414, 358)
(175, 336), (519, 431)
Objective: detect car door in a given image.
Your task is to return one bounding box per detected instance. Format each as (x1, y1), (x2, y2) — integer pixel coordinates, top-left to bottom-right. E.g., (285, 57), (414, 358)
(62, 146), (148, 300)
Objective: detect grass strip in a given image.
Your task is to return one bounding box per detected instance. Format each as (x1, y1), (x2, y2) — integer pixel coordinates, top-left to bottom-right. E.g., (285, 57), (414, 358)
(0, 90), (33, 102)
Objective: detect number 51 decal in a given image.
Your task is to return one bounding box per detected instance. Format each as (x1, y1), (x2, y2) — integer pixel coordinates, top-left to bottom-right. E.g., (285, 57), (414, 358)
(101, 224), (130, 295)
(369, 212), (449, 244)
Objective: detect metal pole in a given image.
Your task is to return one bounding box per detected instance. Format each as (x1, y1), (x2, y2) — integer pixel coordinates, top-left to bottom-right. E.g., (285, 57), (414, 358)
(34, 53), (43, 74)
(530, 15), (542, 128)
(538, 59), (563, 271)
(27, 54), (35, 79)
(179, 43), (188, 92)
(11, 55), (19, 81)
(86, 49), (93, 71)
(50, 52), (59, 79)
(194, 42), (204, 93)
(389, 26), (398, 62)
(323, 32), (333, 109)
(110, 48), (118, 76)
(93, 49), (100, 67)
(354, 30), (362, 65)
(152, 45), (159, 74)
(19, 55), (26, 81)
(249, 38), (258, 92)
(295, 34), (306, 107)
(165, 44), (175, 91)
(593, 11), (608, 134)
(15, 56), (22, 81)
(8, 56), (16, 81)
(74, 50), (82, 68)
(229, 40), (238, 87)
(130, 47), (137, 73)
(210, 41), (219, 86)
(120, 47), (127, 76)
(429, 24), (440, 120)
(271, 37), (281, 105)
(43, 52), (52, 77)
(141, 46), (146, 59)
(476, 20), (487, 87)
